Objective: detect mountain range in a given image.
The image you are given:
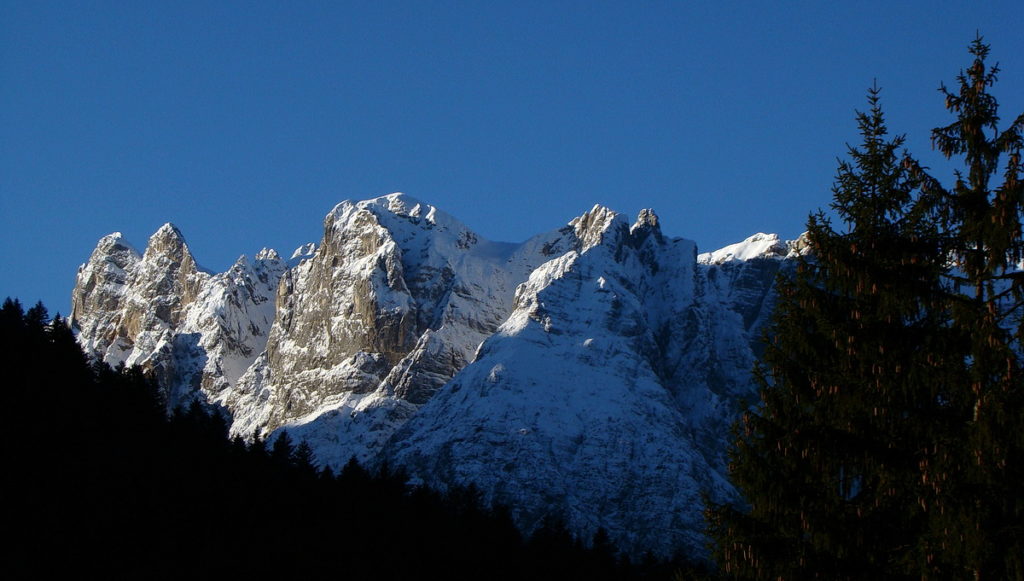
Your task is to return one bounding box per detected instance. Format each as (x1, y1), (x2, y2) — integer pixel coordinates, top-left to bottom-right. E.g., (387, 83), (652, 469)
(70, 193), (804, 556)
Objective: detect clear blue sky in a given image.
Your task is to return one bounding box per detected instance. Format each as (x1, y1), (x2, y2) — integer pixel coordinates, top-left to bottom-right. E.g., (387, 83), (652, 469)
(2, 1), (1022, 315)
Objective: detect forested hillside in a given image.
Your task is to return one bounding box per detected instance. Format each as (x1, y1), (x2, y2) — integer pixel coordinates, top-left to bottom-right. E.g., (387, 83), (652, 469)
(1, 298), (706, 580)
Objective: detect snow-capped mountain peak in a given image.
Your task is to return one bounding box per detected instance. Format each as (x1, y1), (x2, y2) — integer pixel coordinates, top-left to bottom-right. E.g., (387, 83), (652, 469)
(71, 195), (797, 558)
(255, 247), (281, 262)
(698, 232), (789, 264)
(569, 204), (628, 251)
(151, 221), (185, 242)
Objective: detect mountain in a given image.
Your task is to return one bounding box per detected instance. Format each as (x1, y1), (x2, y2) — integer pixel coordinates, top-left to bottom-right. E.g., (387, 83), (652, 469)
(70, 193), (802, 556)
(72, 225), (288, 407)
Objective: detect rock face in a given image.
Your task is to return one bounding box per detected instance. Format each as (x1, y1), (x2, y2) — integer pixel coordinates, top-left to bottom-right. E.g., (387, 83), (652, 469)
(71, 232), (142, 362)
(225, 195), (561, 463)
(72, 225), (287, 407)
(71, 192), (802, 557)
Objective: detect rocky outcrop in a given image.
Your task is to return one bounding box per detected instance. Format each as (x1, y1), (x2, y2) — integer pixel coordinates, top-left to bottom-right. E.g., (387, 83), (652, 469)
(71, 224), (285, 408)
(71, 232), (141, 361)
(184, 250), (287, 399)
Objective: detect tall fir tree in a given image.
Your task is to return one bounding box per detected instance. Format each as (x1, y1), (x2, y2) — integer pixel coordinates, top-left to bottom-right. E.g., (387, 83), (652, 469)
(906, 35), (1024, 579)
(707, 84), (950, 580)
(708, 37), (1023, 580)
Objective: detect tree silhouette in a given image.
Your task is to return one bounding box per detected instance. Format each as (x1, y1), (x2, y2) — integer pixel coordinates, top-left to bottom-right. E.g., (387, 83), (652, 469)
(709, 37), (1022, 580)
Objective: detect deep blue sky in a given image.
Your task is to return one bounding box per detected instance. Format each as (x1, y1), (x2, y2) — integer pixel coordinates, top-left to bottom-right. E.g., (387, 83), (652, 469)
(2, 1), (1022, 315)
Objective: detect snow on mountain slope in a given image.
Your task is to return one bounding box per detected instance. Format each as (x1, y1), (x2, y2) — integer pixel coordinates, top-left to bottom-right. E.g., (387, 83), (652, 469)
(382, 206), (792, 556)
(698, 232), (788, 265)
(71, 193), (797, 557)
(183, 250), (288, 401)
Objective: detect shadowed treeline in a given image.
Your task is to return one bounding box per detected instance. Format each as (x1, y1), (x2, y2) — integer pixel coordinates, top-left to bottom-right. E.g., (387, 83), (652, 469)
(2, 297), (711, 580)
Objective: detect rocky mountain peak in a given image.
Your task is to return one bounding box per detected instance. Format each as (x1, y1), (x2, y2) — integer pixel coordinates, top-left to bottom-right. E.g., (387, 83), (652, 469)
(230, 254), (251, 270)
(632, 208), (659, 230)
(570, 204), (628, 251)
(289, 243), (317, 264)
(788, 231), (812, 256)
(130, 223), (205, 330)
(70, 231), (141, 343)
(255, 248), (281, 262)
(630, 208), (663, 246)
(698, 232), (790, 265)
(96, 231), (138, 255)
(83, 231), (140, 270)
(146, 222), (187, 251)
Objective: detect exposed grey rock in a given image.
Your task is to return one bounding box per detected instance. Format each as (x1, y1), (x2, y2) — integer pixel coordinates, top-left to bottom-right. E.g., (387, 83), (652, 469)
(71, 223), (285, 409)
(71, 232), (141, 361)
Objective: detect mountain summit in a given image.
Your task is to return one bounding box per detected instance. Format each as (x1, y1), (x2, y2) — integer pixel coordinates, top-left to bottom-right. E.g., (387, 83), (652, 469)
(71, 193), (802, 556)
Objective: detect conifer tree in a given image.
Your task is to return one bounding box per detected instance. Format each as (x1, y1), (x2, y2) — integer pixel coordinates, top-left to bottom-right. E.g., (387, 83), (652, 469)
(707, 37), (1023, 580)
(270, 430), (295, 467)
(291, 440), (318, 477)
(905, 35), (1024, 579)
(25, 301), (48, 331)
(707, 83), (948, 580)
